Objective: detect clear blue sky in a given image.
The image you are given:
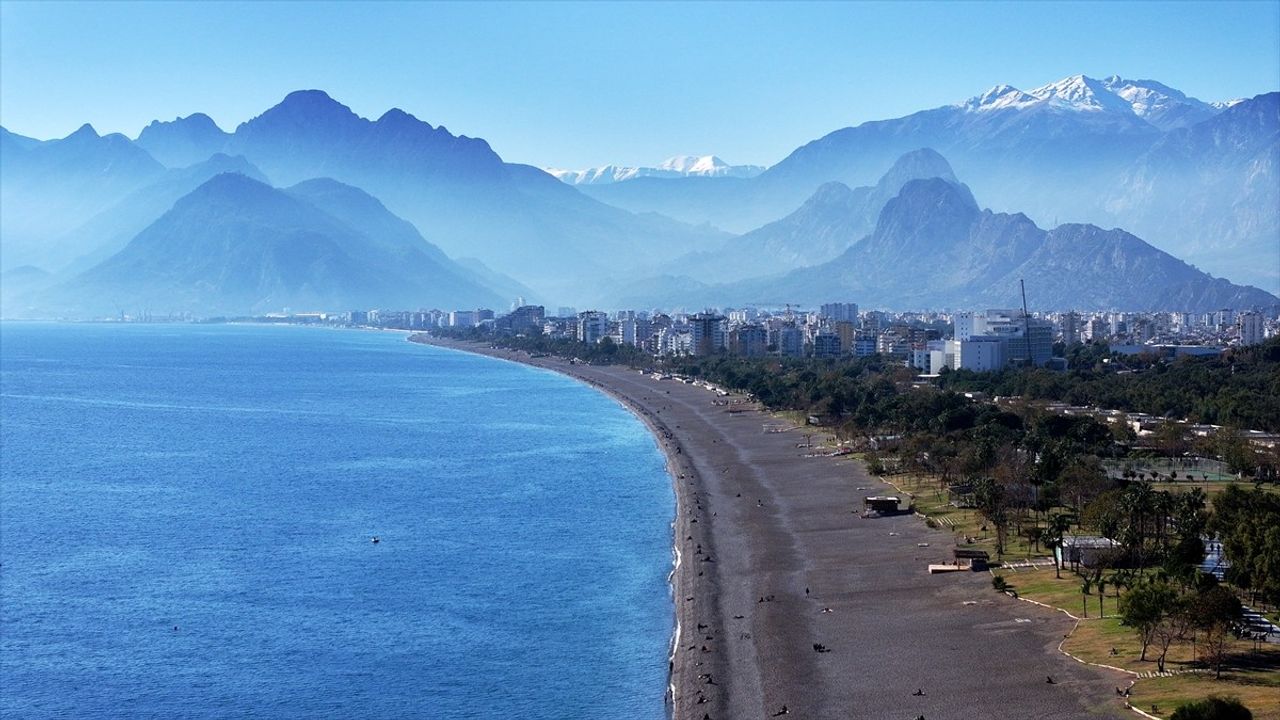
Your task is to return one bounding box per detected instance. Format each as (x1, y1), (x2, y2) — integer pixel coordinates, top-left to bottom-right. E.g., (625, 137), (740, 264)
(2, 1), (1277, 169)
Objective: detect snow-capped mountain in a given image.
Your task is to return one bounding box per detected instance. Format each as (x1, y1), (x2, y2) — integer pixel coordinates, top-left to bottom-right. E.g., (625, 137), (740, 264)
(582, 75), (1276, 293)
(960, 74), (1226, 130)
(547, 155), (764, 185)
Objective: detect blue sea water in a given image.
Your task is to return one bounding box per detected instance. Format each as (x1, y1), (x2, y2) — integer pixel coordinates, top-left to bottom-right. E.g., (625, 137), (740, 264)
(0, 323), (674, 719)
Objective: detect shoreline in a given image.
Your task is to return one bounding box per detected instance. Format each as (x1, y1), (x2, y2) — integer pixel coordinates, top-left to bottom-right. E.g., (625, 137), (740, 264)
(412, 336), (1130, 719)
(412, 335), (729, 716)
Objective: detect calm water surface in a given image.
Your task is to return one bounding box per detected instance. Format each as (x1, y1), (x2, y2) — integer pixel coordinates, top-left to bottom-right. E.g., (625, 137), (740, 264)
(0, 323), (673, 719)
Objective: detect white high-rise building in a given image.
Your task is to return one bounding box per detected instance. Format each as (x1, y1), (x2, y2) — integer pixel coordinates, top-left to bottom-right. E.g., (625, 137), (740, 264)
(1238, 312), (1264, 346)
(577, 311), (609, 344)
(954, 311), (986, 340)
(820, 303), (859, 323)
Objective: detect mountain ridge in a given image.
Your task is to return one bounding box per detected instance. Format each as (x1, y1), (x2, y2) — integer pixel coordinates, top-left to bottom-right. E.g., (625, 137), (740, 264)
(37, 173), (505, 316)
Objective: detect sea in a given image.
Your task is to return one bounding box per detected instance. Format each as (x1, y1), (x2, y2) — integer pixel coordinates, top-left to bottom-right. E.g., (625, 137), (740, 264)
(0, 322), (674, 719)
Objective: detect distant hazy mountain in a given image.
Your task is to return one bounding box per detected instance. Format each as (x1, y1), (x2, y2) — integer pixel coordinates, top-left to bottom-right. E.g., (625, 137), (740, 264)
(1, 127), (44, 151)
(0, 265), (52, 316)
(39, 173), (504, 316)
(6, 91), (726, 302)
(1107, 92), (1279, 293)
(547, 155), (764, 185)
(1, 123), (165, 270)
(451, 256), (543, 306)
(135, 113), (231, 167)
(616, 177), (1277, 312)
(666, 148), (957, 282)
(51, 154), (270, 275)
(208, 90), (725, 298)
(579, 74), (1277, 293)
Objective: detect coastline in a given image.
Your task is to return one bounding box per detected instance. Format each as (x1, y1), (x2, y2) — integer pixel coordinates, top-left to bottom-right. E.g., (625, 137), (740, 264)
(412, 336), (1130, 719)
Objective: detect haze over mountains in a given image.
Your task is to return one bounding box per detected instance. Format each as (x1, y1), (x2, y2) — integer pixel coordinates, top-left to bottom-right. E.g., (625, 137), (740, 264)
(41, 173), (503, 315)
(547, 155), (765, 185)
(616, 176), (1276, 312)
(583, 75), (1279, 293)
(1, 74), (1276, 317)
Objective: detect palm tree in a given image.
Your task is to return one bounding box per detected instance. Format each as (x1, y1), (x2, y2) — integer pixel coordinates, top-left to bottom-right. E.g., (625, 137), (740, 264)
(1097, 577), (1108, 617)
(1046, 513), (1072, 579)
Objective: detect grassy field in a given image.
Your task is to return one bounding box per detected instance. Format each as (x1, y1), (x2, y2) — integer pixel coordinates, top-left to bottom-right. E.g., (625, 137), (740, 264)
(865, 465), (1280, 720)
(997, 567), (1280, 719)
(1127, 663), (1280, 720)
(879, 472), (1055, 561)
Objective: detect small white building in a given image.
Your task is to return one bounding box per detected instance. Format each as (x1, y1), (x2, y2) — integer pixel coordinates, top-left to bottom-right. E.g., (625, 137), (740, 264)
(1056, 535), (1120, 570)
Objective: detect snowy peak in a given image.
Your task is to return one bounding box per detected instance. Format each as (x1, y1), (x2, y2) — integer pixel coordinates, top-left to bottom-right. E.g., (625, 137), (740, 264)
(1028, 74), (1136, 113)
(658, 155), (729, 174)
(962, 84), (1040, 112)
(959, 74), (1232, 131)
(1099, 76), (1219, 130)
(548, 155), (764, 185)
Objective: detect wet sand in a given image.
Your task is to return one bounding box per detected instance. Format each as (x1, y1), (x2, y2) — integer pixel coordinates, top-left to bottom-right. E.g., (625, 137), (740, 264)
(415, 337), (1129, 720)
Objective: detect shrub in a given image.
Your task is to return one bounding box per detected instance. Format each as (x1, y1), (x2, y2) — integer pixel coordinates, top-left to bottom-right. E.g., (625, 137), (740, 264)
(1170, 696), (1253, 720)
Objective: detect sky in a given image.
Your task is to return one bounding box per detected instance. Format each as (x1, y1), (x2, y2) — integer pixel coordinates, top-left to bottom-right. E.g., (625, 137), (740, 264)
(2, 1), (1278, 169)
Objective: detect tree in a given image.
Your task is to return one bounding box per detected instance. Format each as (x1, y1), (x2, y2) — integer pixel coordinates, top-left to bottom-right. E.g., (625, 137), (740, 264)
(1188, 586), (1243, 680)
(1170, 696), (1253, 720)
(974, 475), (1010, 557)
(1080, 577), (1092, 618)
(1152, 598), (1191, 673)
(1120, 579), (1177, 661)
(1045, 513), (1072, 579)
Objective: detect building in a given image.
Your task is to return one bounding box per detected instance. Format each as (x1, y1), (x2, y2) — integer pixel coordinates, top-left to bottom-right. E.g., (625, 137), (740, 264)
(813, 333), (841, 358)
(1238, 312), (1264, 346)
(449, 310), (479, 328)
(577, 311), (610, 344)
(852, 331), (878, 358)
(954, 311), (984, 341)
(689, 313), (726, 356)
(777, 326), (804, 357)
(820, 302), (859, 323)
(1056, 536), (1121, 570)
(833, 321), (857, 356)
(495, 305), (545, 335)
(1060, 311), (1080, 346)
(729, 325), (768, 357)
(959, 309), (1053, 367)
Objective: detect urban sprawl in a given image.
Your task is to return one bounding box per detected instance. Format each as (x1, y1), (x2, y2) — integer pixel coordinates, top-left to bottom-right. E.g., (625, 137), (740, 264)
(261, 302), (1275, 370)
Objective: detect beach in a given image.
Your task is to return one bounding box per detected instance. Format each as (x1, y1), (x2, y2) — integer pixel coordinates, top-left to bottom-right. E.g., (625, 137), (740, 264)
(415, 336), (1129, 720)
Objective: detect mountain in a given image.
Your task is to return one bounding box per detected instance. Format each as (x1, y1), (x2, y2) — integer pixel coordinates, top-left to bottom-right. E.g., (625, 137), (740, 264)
(1107, 92), (1279, 293)
(451, 257), (542, 306)
(617, 177), (1277, 312)
(548, 155), (765, 185)
(666, 148), (957, 282)
(209, 90), (725, 299)
(5, 91), (726, 302)
(135, 113), (231, 167)
(0, 265), (52, 316)
(40, 173), (504, 316)
(1, 127), (44, 151)
(577, 74), (1276, 292)
(1095, 76), (1222, 131)
(51, 154), (270, 275)
(280, 176), (514, 305)
(1, 123), (165, 270)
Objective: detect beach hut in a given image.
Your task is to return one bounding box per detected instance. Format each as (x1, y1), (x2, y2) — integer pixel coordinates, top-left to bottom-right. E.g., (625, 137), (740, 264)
(862, 496), (903, 517)
(952, 548), (990, 571)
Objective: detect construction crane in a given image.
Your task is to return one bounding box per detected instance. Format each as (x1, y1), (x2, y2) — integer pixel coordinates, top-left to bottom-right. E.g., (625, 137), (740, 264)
(1020, 279), (1033, 367)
